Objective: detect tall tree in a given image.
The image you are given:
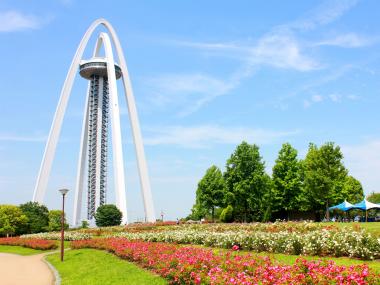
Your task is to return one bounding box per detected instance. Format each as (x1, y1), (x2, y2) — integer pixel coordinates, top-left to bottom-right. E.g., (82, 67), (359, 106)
(0, 205), (28, 237)
(19, 202), (49, 233)
(303, 142), (348, 220)
(224, 141), (271, 222)
(194, 165), (225, 221)
(342, 176), (364, 204)
(272, 143), (302, 219)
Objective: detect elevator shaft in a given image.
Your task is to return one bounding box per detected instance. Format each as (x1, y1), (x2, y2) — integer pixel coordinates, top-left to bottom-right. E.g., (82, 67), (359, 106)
(87, 75), (109, 220)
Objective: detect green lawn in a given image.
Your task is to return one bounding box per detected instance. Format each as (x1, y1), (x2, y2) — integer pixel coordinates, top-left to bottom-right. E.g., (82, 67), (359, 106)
(46, 249), (168, 285)
(0, 245), (48, 255)
(322, 222), (380, 237)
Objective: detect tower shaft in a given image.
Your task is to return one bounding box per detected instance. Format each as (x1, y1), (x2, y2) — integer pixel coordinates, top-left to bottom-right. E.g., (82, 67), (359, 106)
(87, 75), (109, 220)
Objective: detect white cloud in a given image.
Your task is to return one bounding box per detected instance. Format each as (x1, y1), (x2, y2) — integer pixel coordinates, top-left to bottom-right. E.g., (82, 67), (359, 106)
(286, 0), (358, 31)
(251, 34), (319, 71)
(154, 0), (358, 114)
(144, 125), (298, 148)
(146, 73), (237, 116)
(0, 134), (46, 142)
(316, 33), (374, 48)
(347, 94), (360, 100)
(304, 93), (358, 108)
(329, 93), (342, 102)
(312, 94), (324, 102)
(343, 140), (380, 195)
(155, 34), (318, 115)
(0, 11), (42, 32)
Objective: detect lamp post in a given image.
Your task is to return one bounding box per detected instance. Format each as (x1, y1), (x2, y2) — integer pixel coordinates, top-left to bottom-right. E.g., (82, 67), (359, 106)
(59, 188), (69, 262)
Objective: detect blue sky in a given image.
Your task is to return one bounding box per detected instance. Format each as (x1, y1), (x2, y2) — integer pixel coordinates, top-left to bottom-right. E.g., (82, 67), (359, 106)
(0, 0), (379, 222)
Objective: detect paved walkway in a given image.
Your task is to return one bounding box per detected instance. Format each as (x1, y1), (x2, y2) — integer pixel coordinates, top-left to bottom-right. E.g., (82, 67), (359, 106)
(0, 253), (54, 285)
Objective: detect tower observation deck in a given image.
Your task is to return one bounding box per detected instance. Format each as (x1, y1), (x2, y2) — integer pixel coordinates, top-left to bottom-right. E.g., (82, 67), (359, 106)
(79, 58), (122, 220)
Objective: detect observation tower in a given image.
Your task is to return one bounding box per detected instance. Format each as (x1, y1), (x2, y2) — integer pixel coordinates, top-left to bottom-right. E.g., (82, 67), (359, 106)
(79, 58), (121, 220)
(32, 19), (156, 225)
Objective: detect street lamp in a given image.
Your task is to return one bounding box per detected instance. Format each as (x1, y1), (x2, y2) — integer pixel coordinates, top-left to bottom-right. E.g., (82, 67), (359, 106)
(59, 188), (69, 262)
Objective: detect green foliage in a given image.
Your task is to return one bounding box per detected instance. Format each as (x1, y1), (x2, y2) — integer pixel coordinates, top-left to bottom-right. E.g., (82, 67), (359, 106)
(0, 205), (28, 237)
(95, 204), (122, 227)
(272, 143), (302, 218)
(48, 210), (68, 232)
(342, 176), (364, 204)
(224, 141), (271, 222)
(193, 165), (225, 221)
(81, 220), (89, 229)
(302, 142), (348, 218)
(367, 192), (380, 204)
(220, 205), (234, 223)
(19, 202), (49, 234)
(189, 140), (365, 222)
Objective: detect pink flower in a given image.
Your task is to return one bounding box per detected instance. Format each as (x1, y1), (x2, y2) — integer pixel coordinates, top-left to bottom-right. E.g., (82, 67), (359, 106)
(232, 245), (239, 251)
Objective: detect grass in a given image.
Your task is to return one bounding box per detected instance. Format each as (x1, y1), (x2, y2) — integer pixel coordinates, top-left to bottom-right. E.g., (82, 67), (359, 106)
(0, 240), (70, 256)
(0, 245), (48, 255)
(46, 249), (168, 285)
(322, 222), (380, 237)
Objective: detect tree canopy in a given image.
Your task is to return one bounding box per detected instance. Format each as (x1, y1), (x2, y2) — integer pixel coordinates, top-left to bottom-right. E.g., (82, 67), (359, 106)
(367, 192), (380, 204)
(0, 205), (28, 237)
(271, 143), (302, 218)
(188, 141), (365, 222)
(192, 165), (225, 221)
(224, 141), (271, 222)
(48, 210), (68, 231)
(19, 202), (49, 233)
(95, 204), (123, 227)
(302, 142), (348, 219)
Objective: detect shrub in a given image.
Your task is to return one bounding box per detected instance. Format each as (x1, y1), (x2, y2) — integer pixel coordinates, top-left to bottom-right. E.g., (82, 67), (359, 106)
(95, 204), (122, 227)
(220, 205), (234, 223)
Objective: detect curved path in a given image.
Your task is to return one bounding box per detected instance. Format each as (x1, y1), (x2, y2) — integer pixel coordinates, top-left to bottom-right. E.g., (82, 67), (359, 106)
(0, 253), (54, 285)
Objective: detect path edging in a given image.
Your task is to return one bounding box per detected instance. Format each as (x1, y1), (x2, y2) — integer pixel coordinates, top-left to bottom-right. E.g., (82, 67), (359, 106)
(43, 251), (62, 285)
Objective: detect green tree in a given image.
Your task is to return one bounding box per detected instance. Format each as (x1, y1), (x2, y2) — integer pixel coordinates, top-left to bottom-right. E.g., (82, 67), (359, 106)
(220, 205), (234, 223)
(272, 143), (302, 219)
(367, 192), (380, 204)
(194, 165), (225, 221)
(81, 220), (89, 229)
(0, 205), (28, 237)
(224, 141), (271, 222)
(95, 204), (122, 227)
(342, 176), (364, 204)
(47, 210), (68, 232)
(19, 202), (49, 233)
(303, 142), (348, 220)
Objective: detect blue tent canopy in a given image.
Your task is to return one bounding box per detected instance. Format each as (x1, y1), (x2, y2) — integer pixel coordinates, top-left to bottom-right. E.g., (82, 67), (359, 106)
(350, 199), (380, 211)
(328, 200), (354, 212)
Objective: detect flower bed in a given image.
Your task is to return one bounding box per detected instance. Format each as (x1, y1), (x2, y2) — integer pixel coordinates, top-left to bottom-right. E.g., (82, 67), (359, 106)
(113, 228), (380, 260)
(71, 238), (380, 285)
(118, 221), (328, 234)
(20, 231), (91, 241)
(0, 237), (57, 250)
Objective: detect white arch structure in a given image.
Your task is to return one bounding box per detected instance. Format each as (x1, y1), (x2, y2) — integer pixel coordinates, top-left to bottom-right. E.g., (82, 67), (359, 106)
(33, 18), (156, 225)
